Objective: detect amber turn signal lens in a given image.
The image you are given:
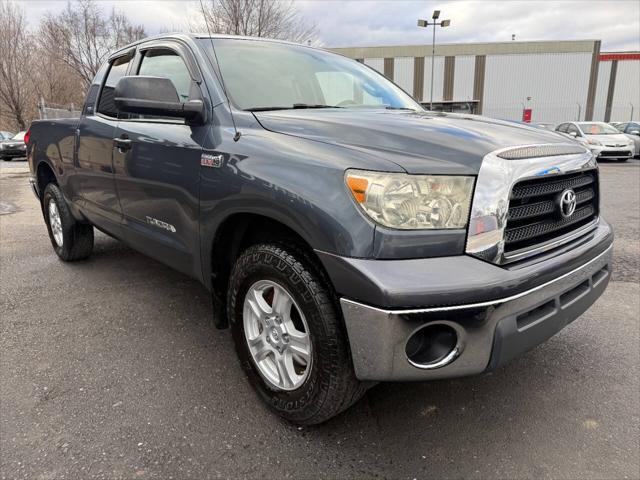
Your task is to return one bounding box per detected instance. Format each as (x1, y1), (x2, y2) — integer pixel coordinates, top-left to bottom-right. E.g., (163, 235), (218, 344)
(346, 176), (368, 203)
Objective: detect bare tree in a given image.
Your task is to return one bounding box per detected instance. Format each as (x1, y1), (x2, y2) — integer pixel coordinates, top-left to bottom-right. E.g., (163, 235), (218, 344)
(0, 1), (35, 131)
(194, 0), (316, 44)
(39, 0), (146, 88)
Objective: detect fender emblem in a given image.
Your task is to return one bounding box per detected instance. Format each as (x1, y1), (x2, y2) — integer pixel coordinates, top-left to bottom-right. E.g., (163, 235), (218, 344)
(201, 153), (223, 168)
(146, 216), (176, 233)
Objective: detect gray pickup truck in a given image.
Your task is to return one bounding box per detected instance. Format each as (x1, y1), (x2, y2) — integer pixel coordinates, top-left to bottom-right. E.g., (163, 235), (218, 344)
(27, 34), (613, 425)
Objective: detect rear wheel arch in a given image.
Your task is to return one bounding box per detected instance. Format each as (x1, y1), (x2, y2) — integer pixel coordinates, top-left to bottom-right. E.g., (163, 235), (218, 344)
(36, 161), (57, 198)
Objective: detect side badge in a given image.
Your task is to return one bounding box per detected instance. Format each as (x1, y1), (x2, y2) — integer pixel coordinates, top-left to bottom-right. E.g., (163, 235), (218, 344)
(201, 153), (224, 168)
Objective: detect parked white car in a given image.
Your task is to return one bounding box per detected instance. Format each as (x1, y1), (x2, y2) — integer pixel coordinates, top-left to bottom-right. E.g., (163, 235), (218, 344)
(555, 121), (635, 162)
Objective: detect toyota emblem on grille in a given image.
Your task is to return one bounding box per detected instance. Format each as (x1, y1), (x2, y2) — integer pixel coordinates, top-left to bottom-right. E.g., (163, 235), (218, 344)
(559, 189), (577, 218)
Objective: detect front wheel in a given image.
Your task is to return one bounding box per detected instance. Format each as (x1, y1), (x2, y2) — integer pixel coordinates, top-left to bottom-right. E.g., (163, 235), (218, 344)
(227, 244), (366, 425)
(43, 183), (94, 261)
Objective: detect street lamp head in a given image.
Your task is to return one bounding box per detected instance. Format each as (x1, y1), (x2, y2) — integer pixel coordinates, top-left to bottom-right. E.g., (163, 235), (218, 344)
(417, 19), (428, 27)
(441, 19), (451, 27)
(432, 10), (440, 20)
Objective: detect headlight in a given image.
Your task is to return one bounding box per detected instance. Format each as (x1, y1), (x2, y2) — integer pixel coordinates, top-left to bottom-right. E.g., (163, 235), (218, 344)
(587, 138), (601, 146)
(345, 170), (475, 229)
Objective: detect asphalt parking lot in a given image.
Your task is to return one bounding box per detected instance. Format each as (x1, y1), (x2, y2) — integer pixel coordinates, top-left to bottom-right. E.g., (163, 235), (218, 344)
(1, 159), (639, 479)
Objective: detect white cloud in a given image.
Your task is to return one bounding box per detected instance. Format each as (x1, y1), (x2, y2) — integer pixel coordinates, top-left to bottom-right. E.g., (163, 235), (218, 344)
(20, 0), (640, 52)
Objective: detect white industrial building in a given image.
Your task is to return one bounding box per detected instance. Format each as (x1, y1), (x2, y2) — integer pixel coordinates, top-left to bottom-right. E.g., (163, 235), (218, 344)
(331, 40), (640, 123)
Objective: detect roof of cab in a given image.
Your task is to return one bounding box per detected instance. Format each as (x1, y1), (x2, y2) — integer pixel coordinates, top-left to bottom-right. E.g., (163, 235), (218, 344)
(109, 32), (312, 60)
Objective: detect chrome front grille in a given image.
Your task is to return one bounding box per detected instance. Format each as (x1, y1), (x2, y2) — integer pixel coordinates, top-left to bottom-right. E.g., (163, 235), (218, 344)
(504, 170), (599, 254)
(466, 144), (599, 265)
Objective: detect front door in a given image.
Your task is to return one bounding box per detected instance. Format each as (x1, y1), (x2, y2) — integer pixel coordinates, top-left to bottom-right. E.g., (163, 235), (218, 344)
(113, 44), (206, 277)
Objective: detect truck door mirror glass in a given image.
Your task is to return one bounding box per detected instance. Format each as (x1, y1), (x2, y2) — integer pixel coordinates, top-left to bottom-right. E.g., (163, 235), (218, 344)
(114, 76), (205, 125)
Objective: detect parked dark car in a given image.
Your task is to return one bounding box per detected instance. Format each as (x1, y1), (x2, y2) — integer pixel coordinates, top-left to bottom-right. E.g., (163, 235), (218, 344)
(0, 131), (27, 161)
(26, 34), (613, 425)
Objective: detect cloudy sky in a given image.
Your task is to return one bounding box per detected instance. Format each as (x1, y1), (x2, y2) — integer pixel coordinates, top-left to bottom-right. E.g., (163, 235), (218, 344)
(22, 0), (640, 51)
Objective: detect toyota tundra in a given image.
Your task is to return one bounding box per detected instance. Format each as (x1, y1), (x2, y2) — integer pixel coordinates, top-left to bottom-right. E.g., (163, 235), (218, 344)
(26, 34), (613, 425)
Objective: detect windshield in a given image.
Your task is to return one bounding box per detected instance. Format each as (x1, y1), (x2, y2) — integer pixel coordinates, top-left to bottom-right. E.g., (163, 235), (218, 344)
(579, 123), (620, 135)
(11, 132), (25, 140)
(199, 39), (422, 112)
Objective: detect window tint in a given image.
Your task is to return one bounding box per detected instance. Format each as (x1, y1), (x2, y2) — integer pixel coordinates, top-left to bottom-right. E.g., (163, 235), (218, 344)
(97, 56), (131, 118)
(138, 49), (192, 101)
(625, 123), (639, 133)
(556, 123), (567, 133)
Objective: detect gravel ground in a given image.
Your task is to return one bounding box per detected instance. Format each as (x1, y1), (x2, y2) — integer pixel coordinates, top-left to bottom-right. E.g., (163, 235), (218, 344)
(1, 159), (639, 480)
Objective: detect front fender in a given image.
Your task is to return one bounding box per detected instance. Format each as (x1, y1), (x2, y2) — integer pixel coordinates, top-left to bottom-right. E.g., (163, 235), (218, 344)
(198, 129), (391, 287)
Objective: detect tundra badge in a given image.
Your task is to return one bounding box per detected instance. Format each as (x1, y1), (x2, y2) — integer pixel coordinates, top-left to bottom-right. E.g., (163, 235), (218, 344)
(145, 216), (176, 233)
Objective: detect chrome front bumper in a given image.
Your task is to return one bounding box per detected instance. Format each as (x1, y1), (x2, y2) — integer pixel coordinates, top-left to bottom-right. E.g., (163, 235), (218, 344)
(340, 245), (612, 382)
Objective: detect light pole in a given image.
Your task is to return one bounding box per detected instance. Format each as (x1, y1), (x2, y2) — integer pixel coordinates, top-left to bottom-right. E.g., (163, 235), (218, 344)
(418, 11), (451, 110)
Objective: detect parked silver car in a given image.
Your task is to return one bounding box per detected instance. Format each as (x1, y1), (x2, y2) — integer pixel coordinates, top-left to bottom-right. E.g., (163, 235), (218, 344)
(612, 122), (640, 158)
(555, 122), (635, 162)
(0, 131), (27, 161)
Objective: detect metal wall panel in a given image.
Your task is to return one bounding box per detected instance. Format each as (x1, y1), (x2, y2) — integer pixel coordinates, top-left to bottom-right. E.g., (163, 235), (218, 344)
(610, 60), (640, 121)
(483, 52), (592, 123)
(592, 61), (611, 121)
(453, 55), (475, 101)
(393, 57), (414, 96)
(364, 57), (384, 74)
(422, 56), (445, 103)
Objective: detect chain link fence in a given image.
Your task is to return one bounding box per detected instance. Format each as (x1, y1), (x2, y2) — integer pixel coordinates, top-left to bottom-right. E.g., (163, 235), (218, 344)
(37, 98), (81, 120)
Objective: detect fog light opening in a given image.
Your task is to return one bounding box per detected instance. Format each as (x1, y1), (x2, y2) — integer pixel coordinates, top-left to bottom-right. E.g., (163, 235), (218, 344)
(405, 323), (460, 369)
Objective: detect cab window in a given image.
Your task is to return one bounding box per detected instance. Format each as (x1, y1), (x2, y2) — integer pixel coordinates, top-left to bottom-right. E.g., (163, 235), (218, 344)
(137, 49), (192, 101)
(97, 56), (131, 118)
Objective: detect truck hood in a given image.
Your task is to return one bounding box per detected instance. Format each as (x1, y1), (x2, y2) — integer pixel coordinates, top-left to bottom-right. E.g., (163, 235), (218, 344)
(253, 109), (570, 174)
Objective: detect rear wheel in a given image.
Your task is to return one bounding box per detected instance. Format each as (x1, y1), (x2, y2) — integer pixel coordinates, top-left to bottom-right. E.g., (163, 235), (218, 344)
(43, 183), (94, 261)
(227, 243), (366, 425)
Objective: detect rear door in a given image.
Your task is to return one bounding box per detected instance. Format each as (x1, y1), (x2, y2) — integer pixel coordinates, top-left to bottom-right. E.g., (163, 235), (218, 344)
(75, 53), (133, 232)
(113, 41), (207, 277)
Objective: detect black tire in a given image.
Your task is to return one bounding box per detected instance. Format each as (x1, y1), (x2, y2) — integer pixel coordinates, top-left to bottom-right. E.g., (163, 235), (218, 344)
(1, 157), (10, 161)
(617, 158), (628, 162)
(42, 183), (94, 261)
(227, 243), (366, 425)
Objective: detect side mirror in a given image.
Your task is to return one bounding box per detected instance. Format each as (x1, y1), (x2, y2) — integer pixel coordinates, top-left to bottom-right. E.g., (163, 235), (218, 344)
(630, 130), (640, 136)
(569, 131), (578, 137)
(114, 76), (205, 125)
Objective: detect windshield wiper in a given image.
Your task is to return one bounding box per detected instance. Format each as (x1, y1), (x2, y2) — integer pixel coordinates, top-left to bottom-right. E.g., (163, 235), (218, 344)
(245, 104), (342, 112)
(292, 104), (342, 109)
(385, 106), (418, 111)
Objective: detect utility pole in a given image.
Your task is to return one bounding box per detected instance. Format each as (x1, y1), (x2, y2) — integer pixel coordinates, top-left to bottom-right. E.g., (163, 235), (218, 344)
(418, 11), (451, 110)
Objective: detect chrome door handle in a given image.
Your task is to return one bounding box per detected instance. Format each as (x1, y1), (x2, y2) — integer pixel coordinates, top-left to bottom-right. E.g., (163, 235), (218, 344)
(113, 136), (132, 152)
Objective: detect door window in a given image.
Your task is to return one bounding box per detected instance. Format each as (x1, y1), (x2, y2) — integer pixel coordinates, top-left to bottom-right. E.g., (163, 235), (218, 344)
(138, 49), (192, 101)
(97, 56), (131, 118)
(567, 124), (580, 136)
